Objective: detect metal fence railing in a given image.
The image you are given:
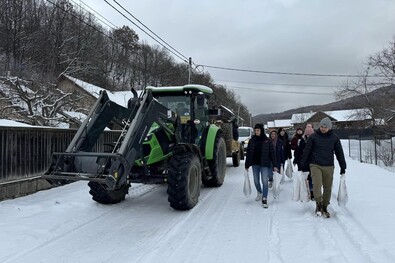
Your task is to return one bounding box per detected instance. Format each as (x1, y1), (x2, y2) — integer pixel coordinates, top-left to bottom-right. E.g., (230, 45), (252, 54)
(0, 127), (120, 183)
(346, 135), (395, 173)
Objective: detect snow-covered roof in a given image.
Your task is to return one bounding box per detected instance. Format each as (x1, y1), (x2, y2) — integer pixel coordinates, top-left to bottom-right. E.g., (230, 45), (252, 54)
(291, 109), (370, 123)
(274, 119), (292, 127)
(325, 109), (370, 121)
(266, 119), (292, 129)
(0, 119), (33, 127)
(291, 112), (315, 123)
(63, 111), (88, 122)
(63, 74), (141, 107)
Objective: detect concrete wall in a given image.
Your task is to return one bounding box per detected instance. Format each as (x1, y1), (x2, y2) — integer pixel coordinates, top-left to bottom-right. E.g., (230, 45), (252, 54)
(0, 177), (52, 201)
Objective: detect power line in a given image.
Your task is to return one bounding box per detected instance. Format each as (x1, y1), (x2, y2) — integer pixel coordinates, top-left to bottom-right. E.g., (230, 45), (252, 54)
(104, 0), (188, 63)
(215, 79), (341, 88)
(112, 0), (189, 62)
(72, 0), (117, 29)
(46, 0), (115, 41)
(224, 85), (333, 95)
(200, 64), (382, 78)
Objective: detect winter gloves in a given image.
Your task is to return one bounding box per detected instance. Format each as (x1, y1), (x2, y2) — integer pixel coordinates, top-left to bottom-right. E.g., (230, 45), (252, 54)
(340, 168), (346, 175)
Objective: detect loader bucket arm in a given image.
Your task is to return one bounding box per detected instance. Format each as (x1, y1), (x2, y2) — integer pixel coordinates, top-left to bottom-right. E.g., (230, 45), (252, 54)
(44, 89), (177, 190)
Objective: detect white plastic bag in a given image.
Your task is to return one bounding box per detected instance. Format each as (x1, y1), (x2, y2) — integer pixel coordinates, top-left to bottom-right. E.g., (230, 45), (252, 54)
(292, 171), (301, 201)
(337, 174), (348, 206)
(299, 172), (310, 202)
(272, 171), (282, 199)
(285, 159), (293, 179)
(243, 170), (252, 198)
(280, 164), (285, 183)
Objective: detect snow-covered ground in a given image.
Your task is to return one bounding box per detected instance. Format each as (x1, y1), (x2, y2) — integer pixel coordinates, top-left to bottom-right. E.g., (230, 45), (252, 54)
(0, 143), (394, 263)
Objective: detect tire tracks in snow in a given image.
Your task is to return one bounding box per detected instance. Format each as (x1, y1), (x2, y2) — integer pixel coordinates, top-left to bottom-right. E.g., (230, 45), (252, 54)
(0, 183), (160, 263)
(133, 168), (253, 263)
(329, 193), (395, 263)
(306, 192), (395, 263)
(266, 193), (286, 263)
(133, 185), (220, 263)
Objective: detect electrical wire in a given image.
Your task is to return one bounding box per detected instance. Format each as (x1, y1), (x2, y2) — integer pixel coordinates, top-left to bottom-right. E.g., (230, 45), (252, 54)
(45, 0), (116, 41)
(215, 79), (341, 88)
(112, 0), (189, 62)
(104, 0), (188, 63)
(200, 64), (383, 78)
(72, 0), (117, 29)
(223, 85), (333, 95)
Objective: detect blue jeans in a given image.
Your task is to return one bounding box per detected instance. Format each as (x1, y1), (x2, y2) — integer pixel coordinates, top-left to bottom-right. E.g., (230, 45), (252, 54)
(252, 165), (270, 198)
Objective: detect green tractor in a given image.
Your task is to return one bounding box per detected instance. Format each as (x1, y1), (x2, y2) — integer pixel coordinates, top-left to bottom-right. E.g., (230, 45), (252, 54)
(44, 84), (227, 210)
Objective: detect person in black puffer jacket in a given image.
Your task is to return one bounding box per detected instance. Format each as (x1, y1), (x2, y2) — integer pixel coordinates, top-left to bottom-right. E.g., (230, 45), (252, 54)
(301, 117), (347, 218)
(245, 124), (277, 208)
(278, 127), (292, 161)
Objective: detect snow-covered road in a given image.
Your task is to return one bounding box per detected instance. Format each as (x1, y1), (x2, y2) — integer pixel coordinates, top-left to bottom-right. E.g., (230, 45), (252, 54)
(1, 154), (394, 263)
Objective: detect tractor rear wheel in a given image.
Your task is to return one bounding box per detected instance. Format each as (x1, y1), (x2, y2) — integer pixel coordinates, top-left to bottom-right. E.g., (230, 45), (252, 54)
(167, 152), (202, 210)
(88, 182), (129, 204)
(203, 135), (226, 187)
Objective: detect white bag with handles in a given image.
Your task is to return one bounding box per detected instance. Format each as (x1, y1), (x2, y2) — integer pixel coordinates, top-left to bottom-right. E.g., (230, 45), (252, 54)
(337, 174), (348, 206)
(272, 171), (282, 199)
(285, 159), (293, 179)
(243, 170), (252, 198)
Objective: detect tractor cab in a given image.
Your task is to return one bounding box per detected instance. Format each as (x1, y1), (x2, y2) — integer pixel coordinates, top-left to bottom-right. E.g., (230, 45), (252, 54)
(146, 85), (212, 145)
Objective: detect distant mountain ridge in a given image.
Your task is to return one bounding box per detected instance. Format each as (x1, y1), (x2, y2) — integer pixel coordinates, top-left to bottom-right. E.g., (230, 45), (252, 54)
(253, 85), (394, 124)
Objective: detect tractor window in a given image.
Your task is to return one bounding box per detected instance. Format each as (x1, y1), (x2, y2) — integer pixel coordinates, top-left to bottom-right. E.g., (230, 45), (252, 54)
(194, 95), (209, 144)
(155, 95), (190, 114)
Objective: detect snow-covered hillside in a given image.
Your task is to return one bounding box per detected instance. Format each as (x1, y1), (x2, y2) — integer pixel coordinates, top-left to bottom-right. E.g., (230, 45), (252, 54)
(0, 143), (394, 263)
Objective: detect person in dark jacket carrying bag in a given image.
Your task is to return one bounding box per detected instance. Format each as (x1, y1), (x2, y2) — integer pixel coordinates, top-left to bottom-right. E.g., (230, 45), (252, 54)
(301, 117), (347, 218)
(278, 127), (292, 160)
(245, 124), (277, 208)
(293, 124), (315, 199)
(268, 130), (285, 188)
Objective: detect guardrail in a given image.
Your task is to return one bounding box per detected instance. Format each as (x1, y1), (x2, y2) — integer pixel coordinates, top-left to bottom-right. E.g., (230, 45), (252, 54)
(0, 126), (120, 200)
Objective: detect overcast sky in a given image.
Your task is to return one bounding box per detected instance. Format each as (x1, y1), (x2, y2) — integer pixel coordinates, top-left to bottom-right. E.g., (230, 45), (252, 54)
(79, 0), (395, 115)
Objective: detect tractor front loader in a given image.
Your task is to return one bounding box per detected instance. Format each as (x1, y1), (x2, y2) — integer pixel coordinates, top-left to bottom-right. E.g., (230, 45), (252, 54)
(44, 85), (227, 210)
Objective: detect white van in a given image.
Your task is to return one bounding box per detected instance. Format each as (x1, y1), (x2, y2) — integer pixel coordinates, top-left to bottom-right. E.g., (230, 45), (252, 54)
(238, 126), (254, 152)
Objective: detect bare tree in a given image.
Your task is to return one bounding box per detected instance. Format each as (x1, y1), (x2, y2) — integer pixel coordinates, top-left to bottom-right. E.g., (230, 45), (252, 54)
(0, 76), (82, 126)
(336, 38), (395, 134)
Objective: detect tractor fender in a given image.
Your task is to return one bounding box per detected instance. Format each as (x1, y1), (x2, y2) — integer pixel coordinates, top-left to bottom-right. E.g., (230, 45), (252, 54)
(204, 124), (222, 160)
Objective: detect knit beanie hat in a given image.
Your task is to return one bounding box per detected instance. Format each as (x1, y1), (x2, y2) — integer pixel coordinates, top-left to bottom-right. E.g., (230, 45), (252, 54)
(304, 125), (314, 136)
(254, 123), (264, 130)
(319, 117), (332, 129)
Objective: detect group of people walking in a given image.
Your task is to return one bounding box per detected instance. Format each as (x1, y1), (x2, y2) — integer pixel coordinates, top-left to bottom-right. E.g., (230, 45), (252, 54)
(244, 117), (347, 218)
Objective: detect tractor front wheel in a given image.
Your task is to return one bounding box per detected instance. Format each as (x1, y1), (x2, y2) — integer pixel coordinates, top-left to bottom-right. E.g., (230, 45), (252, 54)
(167, 152), (202, 210)
(88, 182), (129, 204)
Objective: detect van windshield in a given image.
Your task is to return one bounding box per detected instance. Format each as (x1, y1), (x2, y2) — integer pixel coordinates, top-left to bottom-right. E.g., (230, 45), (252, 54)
(238, 128), (251, 137)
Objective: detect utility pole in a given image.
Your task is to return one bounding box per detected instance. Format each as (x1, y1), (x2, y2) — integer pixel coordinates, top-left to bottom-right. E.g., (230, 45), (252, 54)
(188, 57), (192, 84)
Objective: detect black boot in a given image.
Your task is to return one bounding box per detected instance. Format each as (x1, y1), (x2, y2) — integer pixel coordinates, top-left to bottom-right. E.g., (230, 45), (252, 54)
(315, 202), (322, 216)
(310, 191), (314, 201)
(322, 205), (330, 218)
